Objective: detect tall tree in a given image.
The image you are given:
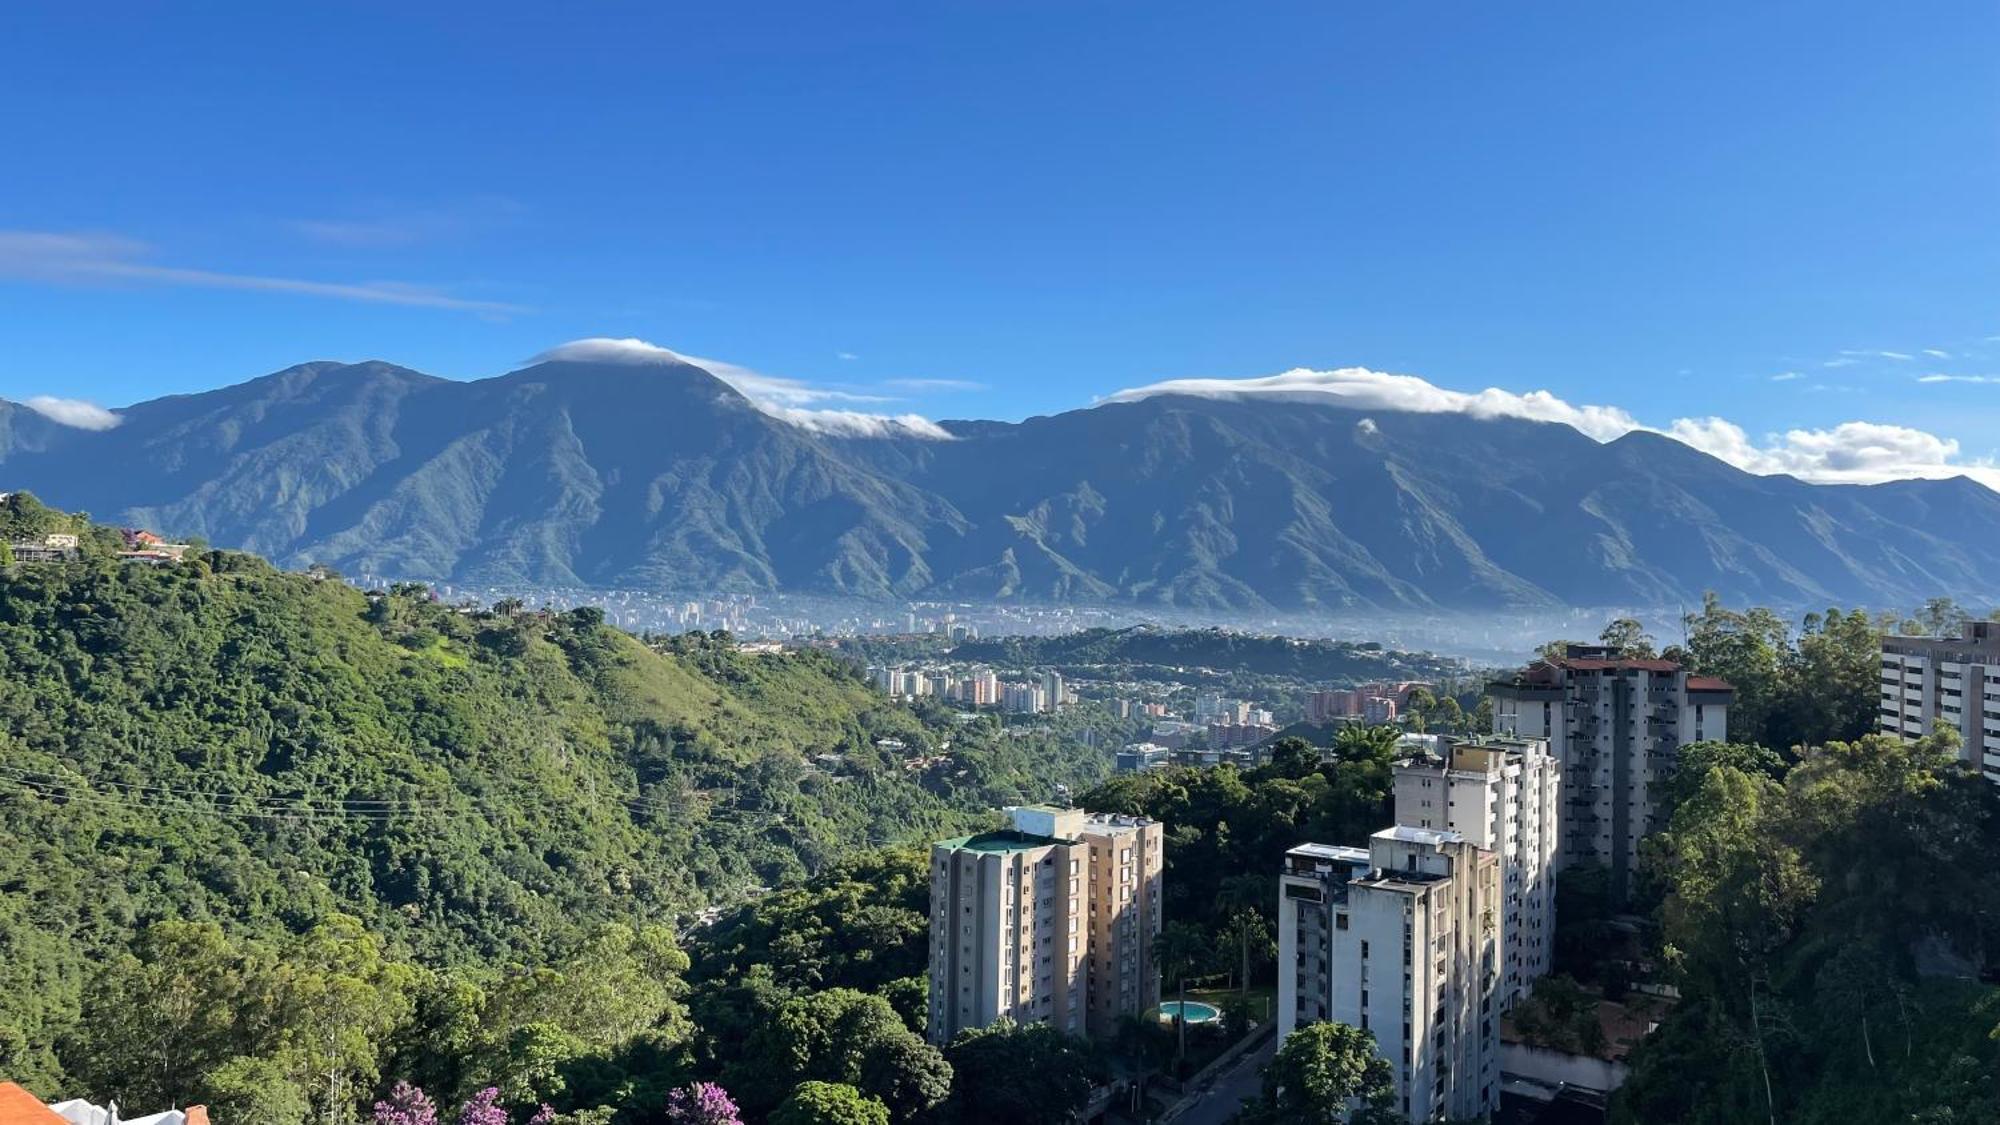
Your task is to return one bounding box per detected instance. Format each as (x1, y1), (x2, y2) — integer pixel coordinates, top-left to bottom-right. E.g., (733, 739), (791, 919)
(1238, 1022), (1397, 1125)
(769, 1082), (888, 1125)
(1154, 922), (1212, 1067)
(941, 1022), (1101, 1125)
(1600, 617), (1658, 658)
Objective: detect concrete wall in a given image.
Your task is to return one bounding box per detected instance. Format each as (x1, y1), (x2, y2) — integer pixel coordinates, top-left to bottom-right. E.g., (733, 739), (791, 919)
(1499, 1041), (1630, 1093)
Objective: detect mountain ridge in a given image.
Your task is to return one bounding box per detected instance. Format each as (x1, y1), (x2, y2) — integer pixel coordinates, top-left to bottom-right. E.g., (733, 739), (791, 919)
(5, 358), (2000, 610)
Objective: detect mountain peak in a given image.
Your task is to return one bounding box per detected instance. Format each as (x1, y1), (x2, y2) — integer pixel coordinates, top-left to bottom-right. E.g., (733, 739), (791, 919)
(528, 337), (708, 368)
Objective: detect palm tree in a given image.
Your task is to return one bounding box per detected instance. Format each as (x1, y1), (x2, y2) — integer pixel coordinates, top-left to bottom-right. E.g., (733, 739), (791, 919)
(1153, 922), (1210, 1071)
(1215, 873), (1271, 995)
(1332, 722), (1402, 764)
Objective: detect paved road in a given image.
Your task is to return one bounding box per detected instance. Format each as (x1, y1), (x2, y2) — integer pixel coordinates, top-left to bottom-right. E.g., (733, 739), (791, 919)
(1169, 1033), (1277, 1125)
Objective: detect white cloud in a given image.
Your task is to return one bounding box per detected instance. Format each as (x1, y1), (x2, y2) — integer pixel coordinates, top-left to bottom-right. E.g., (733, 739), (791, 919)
(1103, 365), (2000, 491)
(1918, 373), (2000, 385)
(1355, 417), (1379, 435)
(1924, 348), (1952, 359)
(1099, 366), (1643, 441)
(837, 352), (859, 361)
(1837, 348), (1914, 362)
(1771, 371), (1802, 381)
(529, 337), (951, 440)
(290, 197), (524, 249)
(21, 395), (120, 430)
(0, 229), (523, 314)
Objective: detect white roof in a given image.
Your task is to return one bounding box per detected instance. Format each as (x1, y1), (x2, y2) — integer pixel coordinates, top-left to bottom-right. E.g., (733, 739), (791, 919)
(49, 1101), (193, 1125)
(1289, 842), (1369, 864)
(1374, 824), (1464, 846)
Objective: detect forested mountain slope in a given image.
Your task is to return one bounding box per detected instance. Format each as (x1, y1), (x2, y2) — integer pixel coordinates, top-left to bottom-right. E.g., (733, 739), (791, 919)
(0, 501), (1107, 1092)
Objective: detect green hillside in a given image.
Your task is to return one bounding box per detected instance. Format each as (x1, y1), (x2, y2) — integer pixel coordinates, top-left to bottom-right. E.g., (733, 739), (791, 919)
(0, 500), (1108, 1092)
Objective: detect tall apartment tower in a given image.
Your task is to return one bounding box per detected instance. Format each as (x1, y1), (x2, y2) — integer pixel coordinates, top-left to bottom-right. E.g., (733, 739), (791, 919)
(1278, 828), (1501, 1124)
(927, 805), (1163, 1045)
(1486, 646), (1731, 900)
(1880, 621), (2000, 783)
(1394, 737), (1560, 1010)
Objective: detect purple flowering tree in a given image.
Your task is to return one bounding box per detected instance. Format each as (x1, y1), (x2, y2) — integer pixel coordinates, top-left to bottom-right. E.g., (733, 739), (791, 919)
(662, 1082), (742, 1125)
(456, 1087), (511, 1125)
(526, 1107), (557, 1125)
(374, 1081), (440, 1125)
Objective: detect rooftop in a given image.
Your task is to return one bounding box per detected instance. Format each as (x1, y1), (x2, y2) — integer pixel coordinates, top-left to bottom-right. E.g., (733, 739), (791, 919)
(1375, 824), (1465, 846)
(1288, 842), (1370, 864)
(935, 829), (1067, 853)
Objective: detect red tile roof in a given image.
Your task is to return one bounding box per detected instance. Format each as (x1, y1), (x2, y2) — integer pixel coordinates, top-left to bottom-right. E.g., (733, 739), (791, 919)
(0, 1083), (64, 1125)
(1686, 675), (1734, 692)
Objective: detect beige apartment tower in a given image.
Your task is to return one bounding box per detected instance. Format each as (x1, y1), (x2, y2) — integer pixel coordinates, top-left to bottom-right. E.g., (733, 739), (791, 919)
(928, 805), (1163, 1044)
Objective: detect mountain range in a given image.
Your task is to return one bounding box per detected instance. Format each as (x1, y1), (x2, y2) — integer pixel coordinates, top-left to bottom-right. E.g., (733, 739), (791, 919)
(5, 352), (2000, 611)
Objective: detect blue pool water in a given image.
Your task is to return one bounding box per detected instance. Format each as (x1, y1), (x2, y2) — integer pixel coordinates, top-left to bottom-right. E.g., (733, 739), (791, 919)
(1157, 1000), (1222, 1023)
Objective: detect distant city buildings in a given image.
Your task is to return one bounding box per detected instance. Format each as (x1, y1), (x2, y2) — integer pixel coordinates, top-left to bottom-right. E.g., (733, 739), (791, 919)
(1277, 827), (1501, 1123)
(1879, 620), (2000, 783)
(1394, 736), (1559, 1010)
(1306, 681), (1432, 724)
(1486, 646), (1731, 900)
(927, 805), (1163, 1044)
(1115, 742), (1171, 773)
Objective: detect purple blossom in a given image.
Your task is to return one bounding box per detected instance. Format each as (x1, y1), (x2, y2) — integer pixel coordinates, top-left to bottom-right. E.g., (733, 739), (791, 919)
(527, 1107), (557, 1125)
(456, 1087), (511, 1125)
(373, 1082), (440, 1125)
(662, 1082), (742, 1125)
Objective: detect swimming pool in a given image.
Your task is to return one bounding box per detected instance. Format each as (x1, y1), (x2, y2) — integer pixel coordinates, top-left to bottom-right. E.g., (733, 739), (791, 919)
(1156, 1000), (1222, 1024)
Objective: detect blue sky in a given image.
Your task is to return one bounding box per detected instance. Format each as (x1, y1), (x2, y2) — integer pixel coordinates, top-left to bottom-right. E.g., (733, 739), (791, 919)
(2, 2), (1997, 481)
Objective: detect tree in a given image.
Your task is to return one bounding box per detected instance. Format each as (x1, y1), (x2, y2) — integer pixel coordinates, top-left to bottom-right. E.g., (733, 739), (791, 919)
(662, 1082), (742, 1125)
(942, 1022), (1101, 1125)
(1681, 593), (1790, 749)
(1599, 617), (1657, 659)
(1267, 736), (1318, 777)
(1240, 1022), (1396, 1125)
(1215, 873), (1274, 994)
(769, 1081), (888, 1125)
(1537, 639), (1586, 662)
(455, 1088), (508, 1125)
(71, 921), (272, 1112)
(1154, 922), (1212, 1067)
(373, 1081), (440, 1125)
(270, 917), (419, 1125)
(737, 989), (948, 1118)
(1915, 597), (1969, 638)
(1331, 724), (1399, 765)
(204, 1056), (312, 1125)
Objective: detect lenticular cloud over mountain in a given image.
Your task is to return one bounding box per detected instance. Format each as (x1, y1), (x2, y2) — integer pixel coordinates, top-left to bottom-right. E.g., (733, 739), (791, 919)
(1102, 366), (1645, 441)
(1104, 365), (2000, 490)
(529, 337), (952, 440)
(21, 395), (121, 430)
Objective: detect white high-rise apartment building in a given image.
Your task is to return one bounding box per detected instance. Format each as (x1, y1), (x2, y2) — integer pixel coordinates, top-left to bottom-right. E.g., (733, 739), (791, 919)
(1394, 737), (1559, 1010)
(928, 805), (1163, 1044)
(1487, 646), (1731, 900)
(1879, 621), (2000, 783)
(1278, 828), (1501, 1124)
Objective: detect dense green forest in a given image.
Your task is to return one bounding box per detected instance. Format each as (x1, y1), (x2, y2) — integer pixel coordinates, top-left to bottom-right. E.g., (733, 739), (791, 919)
(1615, 729), (2000, 1123)
(0, 496), (1111, 1121)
